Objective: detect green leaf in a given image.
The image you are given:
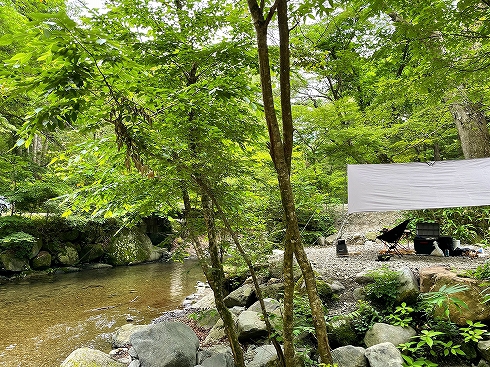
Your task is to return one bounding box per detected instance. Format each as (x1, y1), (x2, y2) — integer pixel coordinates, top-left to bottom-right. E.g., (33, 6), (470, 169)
(0, 34), (13, 46)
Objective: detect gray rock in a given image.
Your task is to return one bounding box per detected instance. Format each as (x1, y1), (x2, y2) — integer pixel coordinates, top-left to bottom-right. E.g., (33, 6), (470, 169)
(478, 359), (490, 367)
(0, 251), (29, 272)
(327, 317), (358, 348)
(29, 239), (42, 259)
(191, 289), (216, 310)
(81, 263), (113, 270)
(396, 266), (419, 303)
(332, 345), (367, 367)
(364, 323), (416, 348)
(478, 340), (490, 362)
(224, 283), (255, 308)
(247, 344), (281, 367)
(60, 347), (127, 367)
(355, 270), (375, 285)
(237, 310), (268, 343)
(330, 280), (346, 294)
(247, 298), (281, 313)
(130, 322), (199, 367)
(199, 347), (234, 367)
(364, 342), (404, 367)
(267, 250), (302, 280)
(259, 282), (285, 299)
(54, 266), (80, 273)
(113, 324), (149, 348)
(57, 246), (79, 266)
(31, 251), (52, 269)
(129, 361), (141, 367)
(348, 234), (365, 246)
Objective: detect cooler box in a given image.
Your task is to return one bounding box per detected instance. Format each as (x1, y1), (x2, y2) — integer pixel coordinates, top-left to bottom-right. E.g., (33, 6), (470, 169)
(414, 236), (434, 255)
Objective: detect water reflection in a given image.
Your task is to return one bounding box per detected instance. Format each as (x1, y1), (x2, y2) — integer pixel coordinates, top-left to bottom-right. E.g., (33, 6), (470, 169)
(0, 261), (204, 367)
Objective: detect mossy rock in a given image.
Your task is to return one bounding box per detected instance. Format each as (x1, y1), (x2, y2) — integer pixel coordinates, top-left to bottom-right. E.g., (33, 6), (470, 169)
(316, 278), (334, 302)
(105, 227), (153, 266)
(31, 251), (52, 269)
(326, 316), (359, 348)
(57, 246), (79, 266)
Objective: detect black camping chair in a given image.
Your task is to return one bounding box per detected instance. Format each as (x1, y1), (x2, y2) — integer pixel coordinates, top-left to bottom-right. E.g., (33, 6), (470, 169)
(377, 219), (411, 257)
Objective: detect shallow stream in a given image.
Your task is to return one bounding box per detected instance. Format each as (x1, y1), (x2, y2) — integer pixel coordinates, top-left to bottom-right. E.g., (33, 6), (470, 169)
(0, 261), (204, 367)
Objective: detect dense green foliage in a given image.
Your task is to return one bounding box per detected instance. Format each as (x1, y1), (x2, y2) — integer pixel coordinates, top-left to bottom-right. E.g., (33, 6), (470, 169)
(2, 1), (490, 364)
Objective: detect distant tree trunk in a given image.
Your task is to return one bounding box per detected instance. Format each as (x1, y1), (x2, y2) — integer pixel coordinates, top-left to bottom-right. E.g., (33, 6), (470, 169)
(450, 91), (490, 159)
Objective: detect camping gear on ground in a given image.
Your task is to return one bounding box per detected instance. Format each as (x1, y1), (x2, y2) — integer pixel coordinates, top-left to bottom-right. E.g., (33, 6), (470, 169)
(336, 239), (348, 257)
(430, 241), (444, 257)
(376, 219), (411, 257)
(414, 222), (454, 255)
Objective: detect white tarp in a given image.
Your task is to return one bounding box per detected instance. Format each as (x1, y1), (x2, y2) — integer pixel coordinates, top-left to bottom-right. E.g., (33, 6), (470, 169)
(347, 158), (490, 213)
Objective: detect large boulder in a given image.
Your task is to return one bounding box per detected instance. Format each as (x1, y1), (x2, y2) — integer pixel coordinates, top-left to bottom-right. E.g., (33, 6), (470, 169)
(79, 243), (105, 262)
(267, 250), (302, 280)
(29, 239), (42, 259)
(237, 310), (268, 343)
(31, 250), (52, 269)
(0, 251), (29, 272)
(57, 246), (79, 266)
(419, 266), (490, 325)
(355, 267), (419, 304)
(364, 323), (416, 348)
(60, 347), (127, 367)
(224, 283), (255, 308)
(106, 228), (159, 266)
(332, 345), (368, 367)
(129, 322), (199, 367)
(198, 345), (234, 367)
(364, 342), (404, 367)
(203, 311), (239, 345)
(327, 316), (359, 348)
(396, 266), (419, 303)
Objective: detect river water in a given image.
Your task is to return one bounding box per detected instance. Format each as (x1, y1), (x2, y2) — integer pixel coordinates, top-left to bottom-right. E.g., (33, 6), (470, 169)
(0, 261), (204, 367)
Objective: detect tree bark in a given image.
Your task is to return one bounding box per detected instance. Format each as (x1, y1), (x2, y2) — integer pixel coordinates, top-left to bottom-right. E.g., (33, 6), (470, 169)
(450, 90), (490, 159)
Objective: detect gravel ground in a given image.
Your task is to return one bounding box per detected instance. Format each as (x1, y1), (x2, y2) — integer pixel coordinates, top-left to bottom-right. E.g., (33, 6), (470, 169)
(305, 210), (489, 316)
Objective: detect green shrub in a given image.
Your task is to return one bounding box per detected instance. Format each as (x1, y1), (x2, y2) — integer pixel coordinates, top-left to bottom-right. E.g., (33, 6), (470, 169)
(349, 300), (381, 338)
(363, 266), (401, 311)
(467, 261), (490, 280)
(0, 231), (37, 258)
(0, 216), (36, 238)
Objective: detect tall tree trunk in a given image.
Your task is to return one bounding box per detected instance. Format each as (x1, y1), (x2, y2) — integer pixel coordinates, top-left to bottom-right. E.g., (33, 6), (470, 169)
(450, 89), (490, 159)
(247, 1), (333, 365)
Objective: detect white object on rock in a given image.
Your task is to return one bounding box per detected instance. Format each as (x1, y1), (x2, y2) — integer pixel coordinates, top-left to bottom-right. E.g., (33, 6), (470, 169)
(430, 241), (444, 257)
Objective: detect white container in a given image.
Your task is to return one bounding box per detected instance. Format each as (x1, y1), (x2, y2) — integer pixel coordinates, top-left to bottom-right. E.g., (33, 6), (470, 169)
(453, 239), (460, 248)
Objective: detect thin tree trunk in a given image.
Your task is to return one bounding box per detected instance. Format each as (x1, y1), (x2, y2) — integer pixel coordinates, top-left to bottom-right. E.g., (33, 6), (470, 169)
(247, 1), (333, 364)
(201, 194), (245, 367)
